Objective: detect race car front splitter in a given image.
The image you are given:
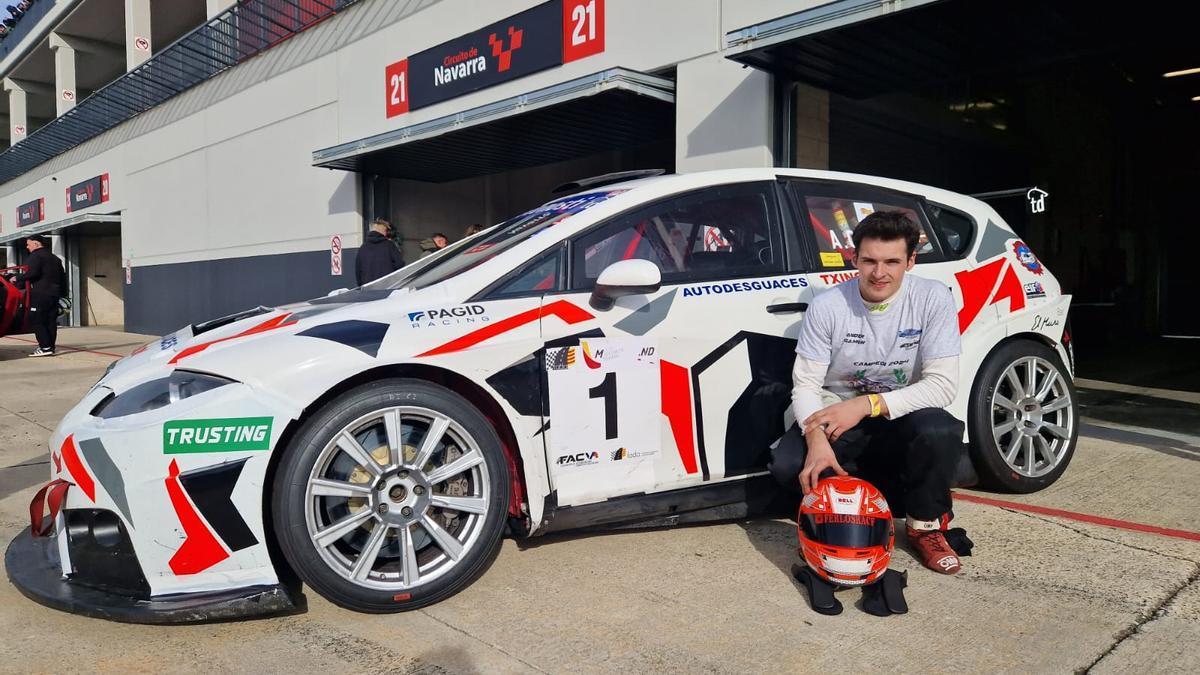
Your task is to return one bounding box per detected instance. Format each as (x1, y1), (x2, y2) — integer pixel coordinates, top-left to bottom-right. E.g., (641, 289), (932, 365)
(5, 525), (304, 624)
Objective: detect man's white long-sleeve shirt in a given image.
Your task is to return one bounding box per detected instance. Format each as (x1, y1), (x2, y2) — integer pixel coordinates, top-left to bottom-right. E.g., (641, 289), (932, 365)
(791, 274), (962, 424)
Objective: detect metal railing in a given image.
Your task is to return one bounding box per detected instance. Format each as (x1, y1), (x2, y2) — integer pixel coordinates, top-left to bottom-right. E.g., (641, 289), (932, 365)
(0, 0), (360, 186)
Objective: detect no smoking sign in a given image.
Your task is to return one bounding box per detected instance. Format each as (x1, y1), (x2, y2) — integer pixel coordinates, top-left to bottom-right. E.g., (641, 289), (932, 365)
(330, 234), (343, 276)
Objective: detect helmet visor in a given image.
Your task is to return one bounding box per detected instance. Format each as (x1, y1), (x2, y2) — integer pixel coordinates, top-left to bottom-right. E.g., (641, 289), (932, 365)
(801, 514), (891, 548)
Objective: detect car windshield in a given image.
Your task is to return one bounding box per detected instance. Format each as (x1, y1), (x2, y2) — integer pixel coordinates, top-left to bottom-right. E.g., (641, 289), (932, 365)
(377, 189), (628, 291)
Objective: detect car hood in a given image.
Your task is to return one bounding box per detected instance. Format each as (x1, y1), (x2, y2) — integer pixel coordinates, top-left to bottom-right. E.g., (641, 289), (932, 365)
(102, 287), (431, 391)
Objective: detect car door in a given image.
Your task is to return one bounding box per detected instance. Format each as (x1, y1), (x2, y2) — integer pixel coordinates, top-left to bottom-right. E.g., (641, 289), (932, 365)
(537, 181), (815, 507)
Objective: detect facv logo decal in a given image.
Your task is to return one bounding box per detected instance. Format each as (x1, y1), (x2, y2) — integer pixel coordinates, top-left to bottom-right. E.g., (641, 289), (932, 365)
(556, 451), (599, 466)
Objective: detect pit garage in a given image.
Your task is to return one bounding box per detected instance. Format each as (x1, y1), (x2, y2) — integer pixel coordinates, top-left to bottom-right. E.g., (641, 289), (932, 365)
(727, 0), (1200, 361)
(1, 212), (122, 327)
(313, 67), (675, 261)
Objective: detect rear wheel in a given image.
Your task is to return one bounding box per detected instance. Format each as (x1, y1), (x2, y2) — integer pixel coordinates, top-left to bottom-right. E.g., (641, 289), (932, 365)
(968, 339), (1078, 493)
(272, 379), (509, 612)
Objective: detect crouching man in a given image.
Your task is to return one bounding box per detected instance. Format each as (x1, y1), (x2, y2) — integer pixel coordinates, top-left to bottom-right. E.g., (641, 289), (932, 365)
(769, 211), (965, 574)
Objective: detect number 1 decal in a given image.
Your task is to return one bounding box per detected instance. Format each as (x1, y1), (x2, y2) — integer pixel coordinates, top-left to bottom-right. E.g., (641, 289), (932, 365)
(545, 338), (660, 494)
(588, 371), (618, 439)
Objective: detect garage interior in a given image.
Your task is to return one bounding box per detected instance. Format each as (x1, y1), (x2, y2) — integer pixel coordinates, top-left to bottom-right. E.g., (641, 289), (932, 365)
(733, 0), (1200, 388)
(314, 68), (676, 262)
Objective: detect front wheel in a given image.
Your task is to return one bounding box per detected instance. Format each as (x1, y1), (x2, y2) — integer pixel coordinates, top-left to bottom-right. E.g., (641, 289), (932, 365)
(272, 379), (509, 612)
(968, 339), (1079, 493)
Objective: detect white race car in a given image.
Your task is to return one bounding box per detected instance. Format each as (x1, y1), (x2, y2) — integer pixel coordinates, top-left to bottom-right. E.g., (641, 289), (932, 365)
(6, 168), (1077, 622)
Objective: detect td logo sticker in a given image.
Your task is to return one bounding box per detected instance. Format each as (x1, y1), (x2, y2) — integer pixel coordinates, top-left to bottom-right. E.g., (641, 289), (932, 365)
(163, 417), (273, 454)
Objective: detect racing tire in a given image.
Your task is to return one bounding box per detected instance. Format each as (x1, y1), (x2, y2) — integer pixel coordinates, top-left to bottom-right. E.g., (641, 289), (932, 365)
(967, 339), (1079, 493)
(272, 378), (509, 612)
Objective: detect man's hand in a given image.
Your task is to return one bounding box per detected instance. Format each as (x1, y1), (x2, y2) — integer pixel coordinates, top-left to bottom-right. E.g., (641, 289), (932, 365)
(800, 433), (846, 493)
(803, 397), (871, 442)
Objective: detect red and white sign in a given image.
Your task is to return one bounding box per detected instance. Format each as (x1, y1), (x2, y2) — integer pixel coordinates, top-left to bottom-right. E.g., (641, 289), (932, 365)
(62, 89), (76, 102)
(124, 259), (132, 285)
(384, 59), (409, 119)
(134, 36), (150, 52)
(562, 0), (604, 63)
(330, 234), (343, 276)
(703, 226), (730, 251)
(13, 125), (25, 136)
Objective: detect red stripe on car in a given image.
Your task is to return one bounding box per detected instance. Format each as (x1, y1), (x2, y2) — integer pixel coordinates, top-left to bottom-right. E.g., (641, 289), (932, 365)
(164, 459), (230, 575)
(169, 313), (297, 364)
(419, 300), (593, 357)
(60, 435), (96, 501)
(661, 360), (698, 474)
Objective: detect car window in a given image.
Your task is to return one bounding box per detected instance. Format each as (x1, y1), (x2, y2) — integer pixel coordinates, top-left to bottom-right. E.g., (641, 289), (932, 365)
(383, 189), (627, 291)
(571, 183), (782, 288)
(925, 202), (975, 258)
(487, 248), (562, 298)
(788, 182), (940, 268)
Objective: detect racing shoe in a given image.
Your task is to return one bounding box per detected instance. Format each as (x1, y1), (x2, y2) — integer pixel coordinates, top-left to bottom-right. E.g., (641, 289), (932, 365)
(906, 527), (961, 574)
(29, 347), (54, 357)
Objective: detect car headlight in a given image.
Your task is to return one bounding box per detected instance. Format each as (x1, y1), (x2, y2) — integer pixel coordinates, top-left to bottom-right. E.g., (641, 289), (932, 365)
(92, 371), (235, 419)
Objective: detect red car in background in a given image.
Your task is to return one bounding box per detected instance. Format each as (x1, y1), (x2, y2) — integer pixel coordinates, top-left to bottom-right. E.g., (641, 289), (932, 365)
(0, 265), (29, 337)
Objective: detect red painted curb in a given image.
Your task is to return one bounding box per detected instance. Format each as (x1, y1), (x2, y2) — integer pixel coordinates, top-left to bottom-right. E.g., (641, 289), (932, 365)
(954, 491), (1200, 542)
(2, 335), (124, 359)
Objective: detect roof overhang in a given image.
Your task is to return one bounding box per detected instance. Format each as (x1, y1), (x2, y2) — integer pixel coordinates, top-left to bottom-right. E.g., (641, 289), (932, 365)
(312, 68), (675, 183)
(724, 0), (1200, 100)
(1, 212), (120, 244)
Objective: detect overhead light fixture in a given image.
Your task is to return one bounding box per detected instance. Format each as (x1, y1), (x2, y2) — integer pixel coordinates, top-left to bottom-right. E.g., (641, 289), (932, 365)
(1163, 67), (1200, 78)
(1193, 96), (1200, 102)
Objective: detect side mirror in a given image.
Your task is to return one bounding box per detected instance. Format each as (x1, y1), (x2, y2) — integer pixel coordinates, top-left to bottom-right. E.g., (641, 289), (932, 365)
(589, 259), (661, 311)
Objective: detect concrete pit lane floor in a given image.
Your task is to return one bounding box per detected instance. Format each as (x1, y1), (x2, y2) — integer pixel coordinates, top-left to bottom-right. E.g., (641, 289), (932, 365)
(1, 328), (1197, 673)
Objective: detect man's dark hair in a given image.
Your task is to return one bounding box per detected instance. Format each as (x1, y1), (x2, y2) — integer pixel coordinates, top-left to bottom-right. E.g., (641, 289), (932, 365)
(851, 210), (921, 257)
(27, 234), (49, 247)
(432, 232), (447, 239)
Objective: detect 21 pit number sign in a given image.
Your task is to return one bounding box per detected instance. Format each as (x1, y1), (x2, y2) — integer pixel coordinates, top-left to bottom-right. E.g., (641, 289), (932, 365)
(546, 338), (659, 488)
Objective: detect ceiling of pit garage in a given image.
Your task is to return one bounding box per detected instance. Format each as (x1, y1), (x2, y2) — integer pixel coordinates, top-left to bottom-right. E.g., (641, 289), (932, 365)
(726, 0), (1200, 110)
(315, 70), (677, 183)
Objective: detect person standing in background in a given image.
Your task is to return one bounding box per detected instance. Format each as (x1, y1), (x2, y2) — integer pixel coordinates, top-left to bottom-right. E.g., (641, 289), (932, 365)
(12, 234), (65, 357)
(355, 218), (405, 286)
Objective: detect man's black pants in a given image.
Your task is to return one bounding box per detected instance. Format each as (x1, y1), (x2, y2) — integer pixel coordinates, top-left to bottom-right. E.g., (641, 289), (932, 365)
(28, 294), (58, 351)
(768, 408), (963, 521)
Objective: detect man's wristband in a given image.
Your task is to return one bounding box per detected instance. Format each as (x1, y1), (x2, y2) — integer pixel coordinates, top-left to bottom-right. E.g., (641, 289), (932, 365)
(867, 394), (882, 418)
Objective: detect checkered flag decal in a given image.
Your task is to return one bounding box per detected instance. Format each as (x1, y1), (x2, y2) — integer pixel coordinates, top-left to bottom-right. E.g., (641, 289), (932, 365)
(546, 347), (569, 371)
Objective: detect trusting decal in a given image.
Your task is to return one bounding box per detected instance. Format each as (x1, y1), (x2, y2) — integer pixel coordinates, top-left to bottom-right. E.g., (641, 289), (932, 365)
(170, 313), (297, 364)
(60, 435), (96, 502)
(163, 417), (273, 454)
(419, 300), (593, 357)
(165, 459), (229, 575)
(661, 360), (698, 475)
